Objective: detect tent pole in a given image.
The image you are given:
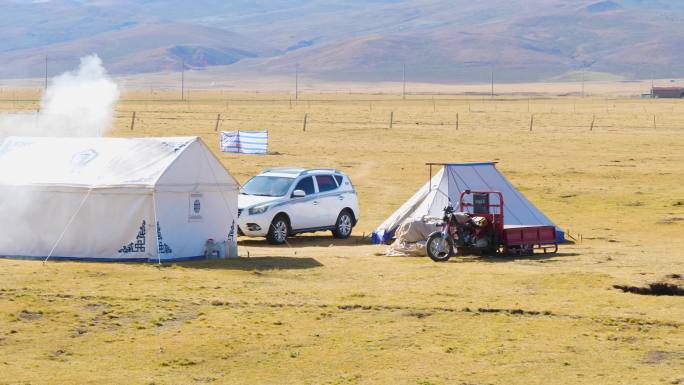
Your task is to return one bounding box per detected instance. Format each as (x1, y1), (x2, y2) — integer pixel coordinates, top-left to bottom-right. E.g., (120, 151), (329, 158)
(152, 189), (161, 265)
(428, 164), (432, 192)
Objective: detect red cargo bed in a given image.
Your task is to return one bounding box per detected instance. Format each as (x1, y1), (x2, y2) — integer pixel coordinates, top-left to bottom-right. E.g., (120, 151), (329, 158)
(503, 225), (558, 255)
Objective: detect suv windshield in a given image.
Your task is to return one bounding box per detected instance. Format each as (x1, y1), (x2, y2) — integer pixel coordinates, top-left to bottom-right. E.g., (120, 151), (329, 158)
(240, 176), (294, 197)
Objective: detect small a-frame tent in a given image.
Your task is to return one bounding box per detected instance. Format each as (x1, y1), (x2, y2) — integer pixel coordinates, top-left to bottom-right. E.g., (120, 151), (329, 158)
(372, 162), (563, 244)
(0, 136), (239, 262)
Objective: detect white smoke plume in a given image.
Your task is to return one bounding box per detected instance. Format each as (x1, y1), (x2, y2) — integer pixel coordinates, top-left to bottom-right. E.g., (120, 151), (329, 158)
(0, 54), (119, 139)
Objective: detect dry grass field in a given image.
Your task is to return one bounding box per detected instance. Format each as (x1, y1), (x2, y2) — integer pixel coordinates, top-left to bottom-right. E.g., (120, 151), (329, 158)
(0, 90), (683, 385)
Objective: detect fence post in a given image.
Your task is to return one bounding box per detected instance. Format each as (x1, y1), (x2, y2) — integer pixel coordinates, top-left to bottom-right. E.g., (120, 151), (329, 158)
(130, 111), (136, 131)
(590, 114), (595, 131)
(653, 114), (656, 129)
(214, 113), (221, 132)
(456, 113), (459, 130)
(303, 113), (308, 132)
(389, 111), (393, 128)
(529, 114), (534, 131)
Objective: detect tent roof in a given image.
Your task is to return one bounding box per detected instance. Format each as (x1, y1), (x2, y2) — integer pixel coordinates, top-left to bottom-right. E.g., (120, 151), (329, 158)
(427, 162), (496, 166)
(0, 136), (221, 188)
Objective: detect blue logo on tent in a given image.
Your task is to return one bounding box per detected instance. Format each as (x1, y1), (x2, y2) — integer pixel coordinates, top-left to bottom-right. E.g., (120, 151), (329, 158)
(193, 199), (201, 214)
(71, 149), (98, 167)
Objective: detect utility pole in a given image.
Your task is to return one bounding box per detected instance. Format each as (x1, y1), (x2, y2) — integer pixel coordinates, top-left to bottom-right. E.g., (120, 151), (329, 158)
(402, 63), (406, 100)
(651, 71), (655, 97)
(44, 55), (48, 91)
(295, 63), (299, 101)
(181, 59), (185, 101)
(490, 66), (494, 98)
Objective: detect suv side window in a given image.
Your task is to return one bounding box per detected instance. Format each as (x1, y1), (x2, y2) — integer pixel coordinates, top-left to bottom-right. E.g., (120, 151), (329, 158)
(334, 175), (343, 186)
(293, 176), (315, 196)
(316, 175), (337, 193)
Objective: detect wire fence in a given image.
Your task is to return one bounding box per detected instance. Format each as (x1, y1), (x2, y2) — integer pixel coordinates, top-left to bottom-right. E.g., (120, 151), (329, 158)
(107, 110), (683, 132)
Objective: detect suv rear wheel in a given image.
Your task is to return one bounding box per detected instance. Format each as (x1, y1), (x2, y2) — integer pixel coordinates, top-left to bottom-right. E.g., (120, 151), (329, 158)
(332, 210), (353, 239)
(267, 215), (289, 245)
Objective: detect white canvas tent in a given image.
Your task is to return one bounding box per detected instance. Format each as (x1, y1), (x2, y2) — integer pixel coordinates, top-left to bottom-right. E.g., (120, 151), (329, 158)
(372, 162), (563, 244)
(0, 136), (239, 262)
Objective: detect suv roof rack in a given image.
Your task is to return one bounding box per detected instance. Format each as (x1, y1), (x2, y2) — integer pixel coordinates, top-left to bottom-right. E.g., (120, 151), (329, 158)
(301, 168), (341, 175)
(263, 167), (304, 174)
(263, 167), (341, 175)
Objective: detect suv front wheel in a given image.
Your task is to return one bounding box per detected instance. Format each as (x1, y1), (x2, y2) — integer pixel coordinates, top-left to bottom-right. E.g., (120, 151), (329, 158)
(267, 215), (289, 244)
(332, 210), (353, 239)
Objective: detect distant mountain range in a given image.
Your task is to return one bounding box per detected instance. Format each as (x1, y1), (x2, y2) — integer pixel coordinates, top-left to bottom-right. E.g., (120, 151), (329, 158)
(1, 0), (683, 82)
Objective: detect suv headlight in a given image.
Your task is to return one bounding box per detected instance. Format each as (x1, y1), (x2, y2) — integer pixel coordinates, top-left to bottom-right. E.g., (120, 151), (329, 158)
(248, 205), (269, 215)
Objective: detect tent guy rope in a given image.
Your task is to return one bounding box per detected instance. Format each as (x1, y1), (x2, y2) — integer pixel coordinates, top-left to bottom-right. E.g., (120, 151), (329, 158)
(43, 188), (93, 263)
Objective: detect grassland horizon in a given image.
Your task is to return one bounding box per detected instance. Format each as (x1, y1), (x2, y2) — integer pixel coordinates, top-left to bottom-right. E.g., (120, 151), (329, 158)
(0, 73), (676, 98)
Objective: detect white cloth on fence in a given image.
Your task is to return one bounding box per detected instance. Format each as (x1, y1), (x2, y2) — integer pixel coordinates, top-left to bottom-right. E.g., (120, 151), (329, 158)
(220, 130), (268, 154)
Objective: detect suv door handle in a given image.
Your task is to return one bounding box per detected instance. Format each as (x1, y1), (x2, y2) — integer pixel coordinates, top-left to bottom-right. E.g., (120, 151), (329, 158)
(312, 201), (319, 205)
(338, 195), (344, 200)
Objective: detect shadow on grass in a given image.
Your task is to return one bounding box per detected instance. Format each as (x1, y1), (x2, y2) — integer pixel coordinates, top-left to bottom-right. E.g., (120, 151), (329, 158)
(239, 234), (369, 248)
(170, 256), (323, 271)
(445, 252), (581, 264)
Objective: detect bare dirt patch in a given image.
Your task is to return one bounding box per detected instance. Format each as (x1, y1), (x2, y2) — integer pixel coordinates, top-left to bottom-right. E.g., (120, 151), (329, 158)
(403, 310), (432, 319)
(17, 310), (43, 321)
(642, 350), (670, 364)
(657, 216), (684, 225)
(641, 350), (684, 365)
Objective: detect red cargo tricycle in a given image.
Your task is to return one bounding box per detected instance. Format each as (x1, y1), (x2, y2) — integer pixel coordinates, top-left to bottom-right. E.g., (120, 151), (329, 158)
(426, 190), (558, 262)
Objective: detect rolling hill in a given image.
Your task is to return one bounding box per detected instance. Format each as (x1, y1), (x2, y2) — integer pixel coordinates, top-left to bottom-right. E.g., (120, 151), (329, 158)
(0, 0), (683, 82)
(0, 22), (279, 78)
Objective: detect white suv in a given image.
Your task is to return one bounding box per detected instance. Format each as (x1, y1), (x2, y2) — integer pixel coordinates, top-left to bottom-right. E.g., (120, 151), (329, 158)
(237, 168), (360, 244)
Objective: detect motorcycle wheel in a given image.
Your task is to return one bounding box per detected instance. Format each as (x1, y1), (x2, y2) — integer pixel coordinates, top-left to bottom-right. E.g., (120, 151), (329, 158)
(426, 233), (454, 262)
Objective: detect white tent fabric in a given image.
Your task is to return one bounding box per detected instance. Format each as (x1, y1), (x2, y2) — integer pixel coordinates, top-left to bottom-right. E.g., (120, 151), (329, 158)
(0, 136), (239, 262)
(372, 162), (563, 244)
